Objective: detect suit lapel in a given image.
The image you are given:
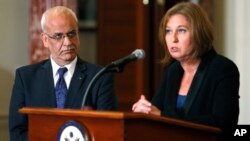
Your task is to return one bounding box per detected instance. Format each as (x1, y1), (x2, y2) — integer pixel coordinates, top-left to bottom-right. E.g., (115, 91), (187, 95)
(41, 60), (57, 107)
(65, 59), (87, 108)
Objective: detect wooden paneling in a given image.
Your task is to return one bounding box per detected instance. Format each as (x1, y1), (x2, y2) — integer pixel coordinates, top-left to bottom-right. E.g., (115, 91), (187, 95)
(97, 0), (150, 111)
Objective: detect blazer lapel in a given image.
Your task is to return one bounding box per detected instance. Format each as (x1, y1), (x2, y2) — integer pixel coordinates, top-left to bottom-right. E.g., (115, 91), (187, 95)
(184, 65), (207, 114)
(166, 62), (183, 112)
(184, 49), (216, 114)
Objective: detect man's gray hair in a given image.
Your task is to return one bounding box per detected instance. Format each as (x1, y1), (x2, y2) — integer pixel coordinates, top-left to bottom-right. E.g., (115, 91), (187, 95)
(40, 6), (78, 32)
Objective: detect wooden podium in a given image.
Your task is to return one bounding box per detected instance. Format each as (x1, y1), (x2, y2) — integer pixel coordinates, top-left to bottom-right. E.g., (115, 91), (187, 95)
(20, 107), (221, 141)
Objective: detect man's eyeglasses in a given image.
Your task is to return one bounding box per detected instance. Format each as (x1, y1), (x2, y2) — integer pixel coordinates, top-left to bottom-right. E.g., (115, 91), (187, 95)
(44, 30), (77, 41)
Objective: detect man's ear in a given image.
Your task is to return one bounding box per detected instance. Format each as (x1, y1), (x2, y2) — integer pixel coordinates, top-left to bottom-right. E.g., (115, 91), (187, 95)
(40, 33), (49, 48)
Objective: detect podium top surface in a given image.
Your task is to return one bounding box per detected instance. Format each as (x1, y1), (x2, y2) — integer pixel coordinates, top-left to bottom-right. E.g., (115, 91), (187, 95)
(20, 107), (221, 134)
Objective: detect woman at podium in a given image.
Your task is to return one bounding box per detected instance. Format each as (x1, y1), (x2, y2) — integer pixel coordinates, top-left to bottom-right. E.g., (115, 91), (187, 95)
(132, 2), (239, 141)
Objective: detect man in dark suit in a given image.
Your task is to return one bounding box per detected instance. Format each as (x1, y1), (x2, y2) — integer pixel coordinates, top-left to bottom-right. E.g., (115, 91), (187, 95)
(9, 6), (117, 141)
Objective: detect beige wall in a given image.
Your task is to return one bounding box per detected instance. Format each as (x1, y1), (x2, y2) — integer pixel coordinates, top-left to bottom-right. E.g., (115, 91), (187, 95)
(224, 0), (250, 124)
(0, 0), (29, 114)
(0, 0), (29, 140)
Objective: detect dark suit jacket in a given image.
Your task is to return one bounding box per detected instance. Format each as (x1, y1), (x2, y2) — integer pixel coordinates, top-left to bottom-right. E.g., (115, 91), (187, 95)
(151, 49), (240, 139)
(9, 57), (118, 141)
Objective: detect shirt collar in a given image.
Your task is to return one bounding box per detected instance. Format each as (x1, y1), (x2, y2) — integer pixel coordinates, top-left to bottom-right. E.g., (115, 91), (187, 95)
(51, 57), (77, 77)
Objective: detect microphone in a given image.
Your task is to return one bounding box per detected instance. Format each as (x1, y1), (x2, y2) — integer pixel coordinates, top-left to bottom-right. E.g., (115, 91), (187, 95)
(80, 49), (145, 109)
(105, 49), (145, 72)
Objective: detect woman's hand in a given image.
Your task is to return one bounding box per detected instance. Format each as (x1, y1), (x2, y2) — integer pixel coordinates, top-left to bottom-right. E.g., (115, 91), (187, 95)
(132, 95), (161, 116)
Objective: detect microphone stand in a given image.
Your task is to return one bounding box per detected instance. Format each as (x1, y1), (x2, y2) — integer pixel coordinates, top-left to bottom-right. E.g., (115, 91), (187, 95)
(80, 49), (145, 109)
(80, 64), (124, 109)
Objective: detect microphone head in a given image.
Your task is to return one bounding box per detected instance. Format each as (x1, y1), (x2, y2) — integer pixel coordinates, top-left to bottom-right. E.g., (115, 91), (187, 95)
(132, 49), (145, 59)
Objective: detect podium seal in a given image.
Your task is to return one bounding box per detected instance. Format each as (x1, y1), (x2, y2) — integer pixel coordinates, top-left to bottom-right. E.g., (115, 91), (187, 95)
(57, 120), (89, 141)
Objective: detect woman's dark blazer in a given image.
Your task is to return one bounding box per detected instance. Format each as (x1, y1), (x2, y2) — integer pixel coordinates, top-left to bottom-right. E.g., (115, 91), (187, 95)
(9, 57), (118, 141)
(151, 49), (240, 137)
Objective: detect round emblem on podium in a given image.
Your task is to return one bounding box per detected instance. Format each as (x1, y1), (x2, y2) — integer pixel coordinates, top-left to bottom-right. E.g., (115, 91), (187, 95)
(57, 120), (89, 141)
